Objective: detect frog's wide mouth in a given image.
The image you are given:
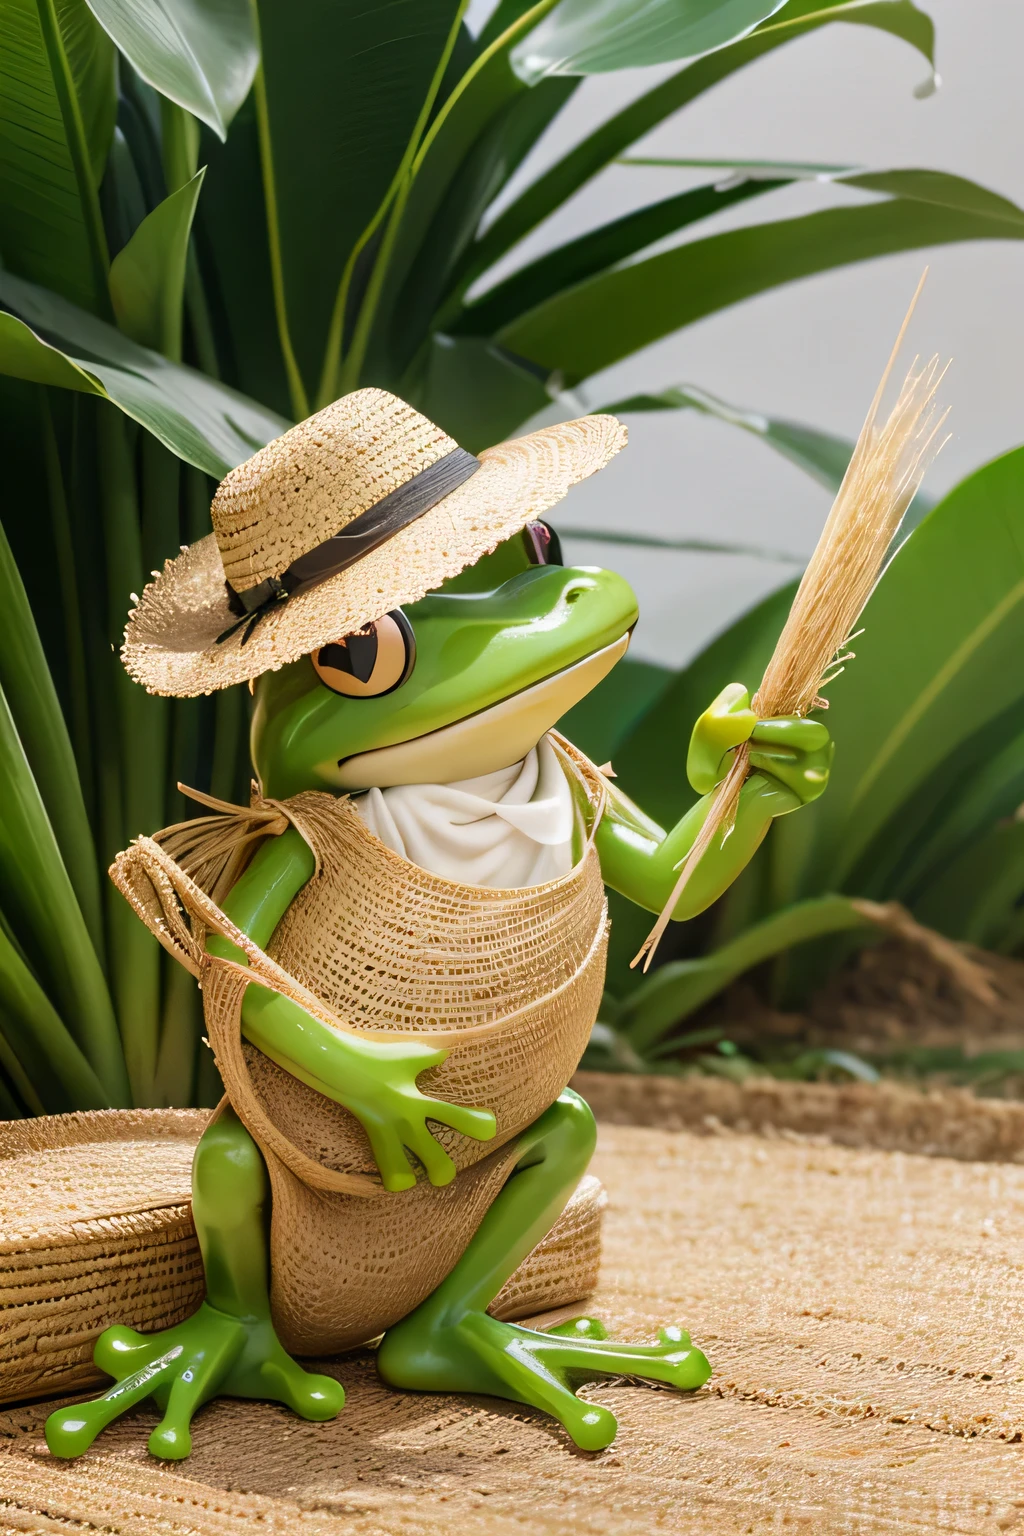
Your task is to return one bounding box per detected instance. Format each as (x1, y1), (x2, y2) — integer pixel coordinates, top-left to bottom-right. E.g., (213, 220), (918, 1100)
(331, 630), (631, 790)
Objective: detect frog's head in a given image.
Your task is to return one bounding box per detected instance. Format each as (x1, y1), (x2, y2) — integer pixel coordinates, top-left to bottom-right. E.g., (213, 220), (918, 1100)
(252, 526), (638, 798)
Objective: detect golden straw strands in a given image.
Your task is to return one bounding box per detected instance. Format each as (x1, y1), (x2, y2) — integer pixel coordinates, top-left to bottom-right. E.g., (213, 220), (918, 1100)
(633, 270), (950, 972)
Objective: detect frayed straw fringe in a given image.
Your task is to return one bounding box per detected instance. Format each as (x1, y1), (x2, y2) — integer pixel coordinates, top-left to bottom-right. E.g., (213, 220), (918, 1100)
(634, 270), (950, 970)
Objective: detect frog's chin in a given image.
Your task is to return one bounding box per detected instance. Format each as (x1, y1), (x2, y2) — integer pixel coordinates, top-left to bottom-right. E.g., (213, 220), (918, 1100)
(330, 633), (630, 791)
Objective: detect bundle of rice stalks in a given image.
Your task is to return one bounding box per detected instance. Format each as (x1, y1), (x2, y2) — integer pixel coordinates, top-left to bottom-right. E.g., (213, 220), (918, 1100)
(634, 272), (950, 971)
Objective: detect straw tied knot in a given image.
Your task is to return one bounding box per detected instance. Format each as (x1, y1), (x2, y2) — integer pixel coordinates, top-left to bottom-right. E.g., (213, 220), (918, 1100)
(215, 446), (481, 646)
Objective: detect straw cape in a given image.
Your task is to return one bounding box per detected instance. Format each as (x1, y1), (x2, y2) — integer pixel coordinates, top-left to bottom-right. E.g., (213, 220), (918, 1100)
(123, 389), (627, 697)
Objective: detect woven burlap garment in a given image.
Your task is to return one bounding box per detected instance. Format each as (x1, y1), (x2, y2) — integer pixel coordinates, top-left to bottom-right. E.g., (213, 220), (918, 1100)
(110, 735), (609, 1354)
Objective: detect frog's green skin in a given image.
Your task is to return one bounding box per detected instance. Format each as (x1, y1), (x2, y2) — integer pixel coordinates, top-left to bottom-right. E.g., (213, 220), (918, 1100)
(47, 533), (831, 1461)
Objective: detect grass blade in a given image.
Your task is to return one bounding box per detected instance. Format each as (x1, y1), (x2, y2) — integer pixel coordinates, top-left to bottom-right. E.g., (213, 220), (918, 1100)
(0, 675), (126, 1102)
(0, 466), (103, 950)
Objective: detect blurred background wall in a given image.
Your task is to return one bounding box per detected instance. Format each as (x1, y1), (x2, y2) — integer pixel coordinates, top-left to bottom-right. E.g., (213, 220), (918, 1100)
(467, 0), (1022, 666)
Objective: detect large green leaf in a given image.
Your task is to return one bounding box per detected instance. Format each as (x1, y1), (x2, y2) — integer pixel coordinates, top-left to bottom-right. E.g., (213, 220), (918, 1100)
(0, 270), (288, 476)
(460, 176), (789, 337)
(496, 172), (1024, 382)
(252, 0), (465, 407)
(602, 384), (854, 494)
(898, 721), (1024, 906)
(557, 656), (673, 767)
(600, 383), (935, 531)
(618, 894), (876, 1052)
(0, 674), (128, 1103)
(380, 74), (579, 381)
(513, 0), (786, 80)
(614, 580), (798, 830)
(84, 0), (257, 138)
(914, 821), (1024, 951)
(406, 333), (553, 451)
(769, 446), (1024, 916)
(0, 0), (114, 313)
(471, 0), (935, 283)
(109, 167), (204, 355)
(195, 102), (291, 417)
(827, 699), (1024, 907)
(0, 513), (101, 946)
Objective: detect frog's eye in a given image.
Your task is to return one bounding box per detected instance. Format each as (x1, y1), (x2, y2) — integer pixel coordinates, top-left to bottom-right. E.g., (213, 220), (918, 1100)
(524, 519), (563, 566)
(312, 610), (415, 698)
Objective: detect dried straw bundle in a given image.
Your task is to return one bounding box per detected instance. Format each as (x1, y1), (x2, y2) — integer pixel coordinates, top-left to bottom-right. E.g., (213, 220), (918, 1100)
(635, 273), (950, 970)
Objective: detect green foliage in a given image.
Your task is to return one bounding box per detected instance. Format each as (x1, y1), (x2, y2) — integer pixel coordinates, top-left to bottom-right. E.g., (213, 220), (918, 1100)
(511, 0), (788, 80)
(109, 169), (205, 354)
(582, 448), (1024, 1065)
(0, 0), (1018, 1113)
(83, 0), (258, 137)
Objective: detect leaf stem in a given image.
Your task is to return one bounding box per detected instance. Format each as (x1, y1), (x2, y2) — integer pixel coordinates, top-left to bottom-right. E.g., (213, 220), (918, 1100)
(338, 0), (561, 395)
(159, 98), (200, 194)
(40, 392), (95, 821)
(37, 0), (112, 316)
(97, 405), (166, 1103)
(318, 0), (473, 408)
(248, 7), (309, 421)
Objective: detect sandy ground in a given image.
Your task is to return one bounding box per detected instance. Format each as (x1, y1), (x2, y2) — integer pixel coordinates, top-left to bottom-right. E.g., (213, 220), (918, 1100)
(4, 1118), (1024, 1534)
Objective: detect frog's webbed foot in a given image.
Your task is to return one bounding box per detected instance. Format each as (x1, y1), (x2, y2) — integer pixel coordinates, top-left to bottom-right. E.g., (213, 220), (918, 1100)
(377, 1311), (710, 1451)
(45, 1303), (344, 1460)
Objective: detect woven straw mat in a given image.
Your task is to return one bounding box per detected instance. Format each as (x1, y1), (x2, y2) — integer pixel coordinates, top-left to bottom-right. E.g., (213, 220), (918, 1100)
(7, 1116), (1024, 1534)
(107, 735), (610, 1355)
(0, 1109), (208, 1405)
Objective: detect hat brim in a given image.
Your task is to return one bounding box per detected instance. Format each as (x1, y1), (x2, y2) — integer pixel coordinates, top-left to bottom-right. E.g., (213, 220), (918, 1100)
(122, 414), (627, 697)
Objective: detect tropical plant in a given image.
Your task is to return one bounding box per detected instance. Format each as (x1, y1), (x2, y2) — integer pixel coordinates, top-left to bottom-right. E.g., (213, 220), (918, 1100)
(566, 445), (1024, 1071)
(0, 0), (1021, 1116)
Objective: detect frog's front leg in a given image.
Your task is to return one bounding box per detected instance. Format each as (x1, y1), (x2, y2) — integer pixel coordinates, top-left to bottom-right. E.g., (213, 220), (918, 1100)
(596, 683), (833, 922)
(45, 1109), (344, 1460)
(377, 1089), (710, 1450)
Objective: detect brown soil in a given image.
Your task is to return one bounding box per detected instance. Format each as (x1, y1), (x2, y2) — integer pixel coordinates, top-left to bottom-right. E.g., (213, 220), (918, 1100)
(691, 938), (1024, 1069)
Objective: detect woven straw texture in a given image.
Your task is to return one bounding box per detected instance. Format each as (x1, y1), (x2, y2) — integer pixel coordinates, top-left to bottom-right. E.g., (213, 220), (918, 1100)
(0, 1104), (602, 1405)
(211, 391), (458, 595)
(7, 1112), (1024, 1534)
(0, 1110), (208, 1406)
(123, 402), (627, 696)
(108, 737), (608, 1353)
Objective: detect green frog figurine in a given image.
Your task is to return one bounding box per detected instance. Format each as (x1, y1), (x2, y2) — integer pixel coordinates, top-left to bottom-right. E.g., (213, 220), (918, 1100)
(46, 391), (831, 1460)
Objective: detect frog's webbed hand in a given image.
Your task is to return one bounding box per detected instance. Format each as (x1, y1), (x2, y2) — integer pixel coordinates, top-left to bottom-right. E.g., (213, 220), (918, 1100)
(688, 683), (833, 808)
(686, 682), (757, 793)
(747, 714), (833, 807)
(596, 683), (834, 922)
(241, 987), (497, 1192)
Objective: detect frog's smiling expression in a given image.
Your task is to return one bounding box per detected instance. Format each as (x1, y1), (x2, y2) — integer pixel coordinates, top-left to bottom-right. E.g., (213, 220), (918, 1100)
(252, 533), (638, 799)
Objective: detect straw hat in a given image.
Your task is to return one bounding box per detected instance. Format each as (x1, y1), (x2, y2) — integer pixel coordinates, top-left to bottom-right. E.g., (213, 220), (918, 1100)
(123, 389), (627, 696)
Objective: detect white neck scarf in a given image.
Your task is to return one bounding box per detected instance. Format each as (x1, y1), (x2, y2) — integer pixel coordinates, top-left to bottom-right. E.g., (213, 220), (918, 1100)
(352, 735), (575, 888)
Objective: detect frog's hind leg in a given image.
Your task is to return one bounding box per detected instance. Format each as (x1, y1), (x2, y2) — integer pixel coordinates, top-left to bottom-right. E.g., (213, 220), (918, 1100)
(46, 1108), (344, 1460)
(376, 1089), (710, 1450)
